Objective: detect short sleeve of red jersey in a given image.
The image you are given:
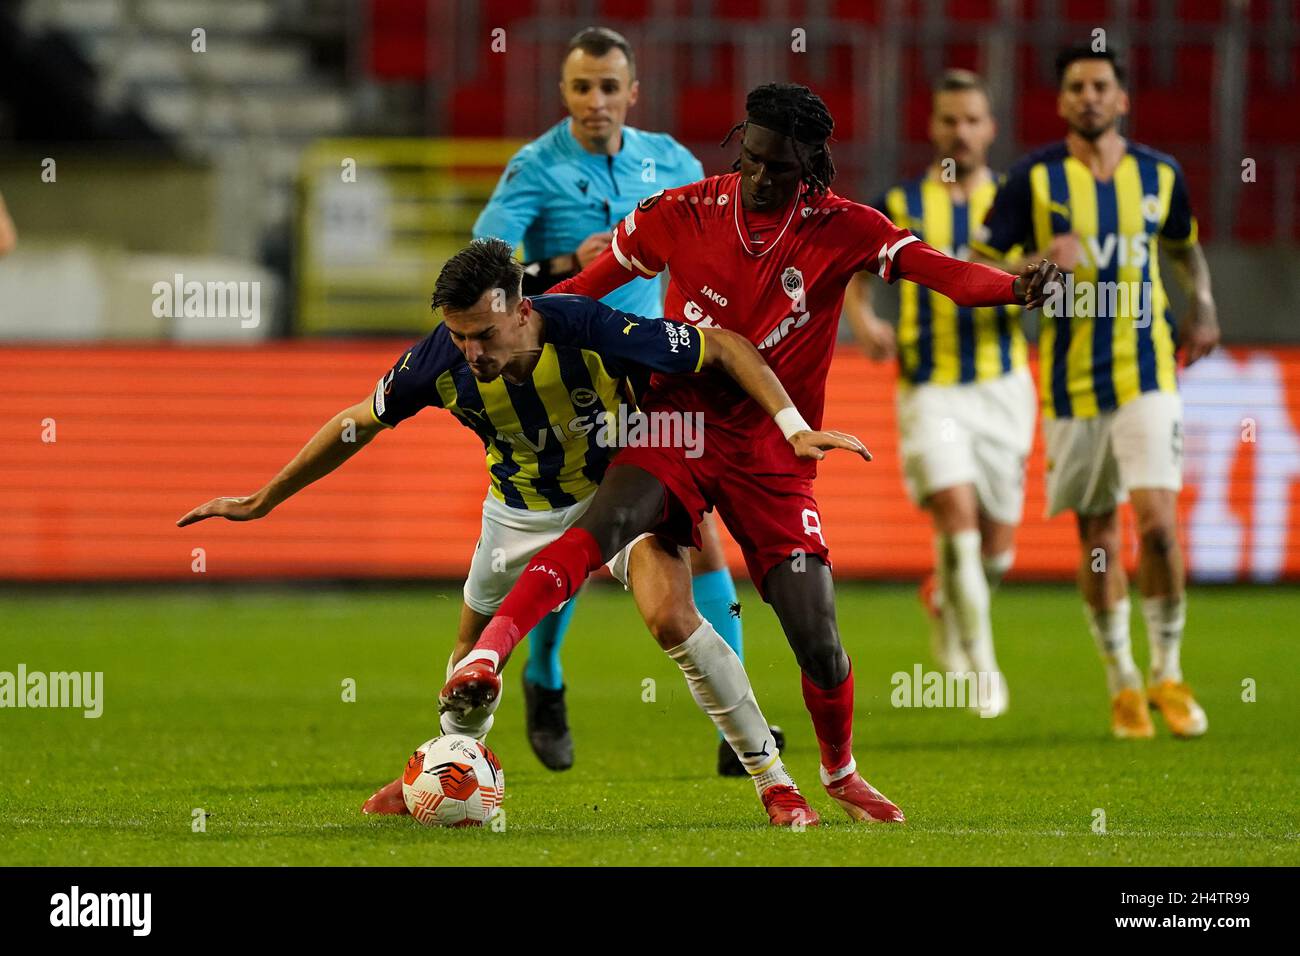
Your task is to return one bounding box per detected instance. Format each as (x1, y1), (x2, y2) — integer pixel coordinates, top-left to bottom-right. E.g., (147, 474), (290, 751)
(839, 200), (923, 284)
(609, 189), (683, 280)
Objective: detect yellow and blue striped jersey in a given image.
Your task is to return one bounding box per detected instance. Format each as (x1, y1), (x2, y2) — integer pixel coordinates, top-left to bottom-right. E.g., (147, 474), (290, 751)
(971, 141), (1198, 419)
(872, 171), (1026, 386)
(371, 294), (705, 510)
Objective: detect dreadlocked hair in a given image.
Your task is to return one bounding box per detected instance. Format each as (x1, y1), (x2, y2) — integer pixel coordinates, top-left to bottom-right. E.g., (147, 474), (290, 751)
(720, 83), (837, 196)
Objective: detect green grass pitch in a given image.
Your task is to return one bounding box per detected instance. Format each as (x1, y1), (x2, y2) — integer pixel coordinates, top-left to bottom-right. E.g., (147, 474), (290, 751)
(1, 583), (1296, 866)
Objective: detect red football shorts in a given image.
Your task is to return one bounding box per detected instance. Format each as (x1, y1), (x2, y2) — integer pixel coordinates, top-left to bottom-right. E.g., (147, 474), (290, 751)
(611, 420), (831, 598)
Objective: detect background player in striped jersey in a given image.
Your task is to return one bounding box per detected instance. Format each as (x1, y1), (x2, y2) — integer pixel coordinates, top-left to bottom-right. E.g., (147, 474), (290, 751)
(177, 237), (854, 826)
(845, 69), (1032, 715)
(441, 85), (1060, 823)
(972, 47), (1220, 739)
(472, 27), (754, 773)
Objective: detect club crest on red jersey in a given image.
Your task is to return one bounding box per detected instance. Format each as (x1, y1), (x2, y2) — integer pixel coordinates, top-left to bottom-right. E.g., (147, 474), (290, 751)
(781, 266), (805, 303)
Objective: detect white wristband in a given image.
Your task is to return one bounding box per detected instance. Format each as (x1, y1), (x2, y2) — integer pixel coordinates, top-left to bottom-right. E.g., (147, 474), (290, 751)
(774, 406), (811, 440)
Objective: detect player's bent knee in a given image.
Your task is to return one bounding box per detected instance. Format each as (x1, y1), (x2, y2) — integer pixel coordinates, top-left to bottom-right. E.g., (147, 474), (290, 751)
(797, 642), (849, 688)
(647, 612), (701, 650)
(1138, 523), (1177, 560)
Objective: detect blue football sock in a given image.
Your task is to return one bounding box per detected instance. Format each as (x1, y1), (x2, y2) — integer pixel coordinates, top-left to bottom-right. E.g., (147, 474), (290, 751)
(693, 568), (744, 662)
(523, 594), (579, 691)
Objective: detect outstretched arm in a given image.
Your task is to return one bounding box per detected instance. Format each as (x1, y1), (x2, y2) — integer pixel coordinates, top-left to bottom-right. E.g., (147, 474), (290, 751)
(893, 239), (1059, 309)
(176, 396), (384, 526)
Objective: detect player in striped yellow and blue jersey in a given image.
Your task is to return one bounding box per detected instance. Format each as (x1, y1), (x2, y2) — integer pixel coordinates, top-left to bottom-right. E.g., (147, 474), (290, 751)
(845, 70), (1036, 717)
(971, 46), (1221, 740)
(371, 295), (658, 512)
(179, 238), (824, 822)
(877, 173), (1028, 387)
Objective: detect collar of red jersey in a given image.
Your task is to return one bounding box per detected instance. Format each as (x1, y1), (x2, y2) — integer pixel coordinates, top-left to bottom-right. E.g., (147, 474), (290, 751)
(732, 180), (806, 258)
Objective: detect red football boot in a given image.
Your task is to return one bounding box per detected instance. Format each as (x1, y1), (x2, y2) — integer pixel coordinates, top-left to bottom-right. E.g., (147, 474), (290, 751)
(823, 770), (906, 823)
(761, 785), (821, 828)
(361, 776), (408, 815)
(439, 659), (502, 717)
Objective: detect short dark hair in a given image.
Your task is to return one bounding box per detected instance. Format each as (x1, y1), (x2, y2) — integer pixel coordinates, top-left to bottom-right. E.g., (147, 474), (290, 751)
(934, 68), (992, 107)
(1055, 45), (1127, 88)
(565, 26), (635, 78)
(721, 82), (837, 196)
(430, 238), (522, 313)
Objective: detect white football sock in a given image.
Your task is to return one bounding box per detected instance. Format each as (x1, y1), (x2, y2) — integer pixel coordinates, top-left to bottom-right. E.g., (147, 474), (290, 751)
(439, 651), (499, 740)
(1085, 597), (1141, 695)
(819, 756), (858, 787)
(982, 548), (1015, 591)
(938, 530), (1003, 683)
(1143, 594), (1187, 684)
(665, 620), (786, 786)
(930, 540), (969, 673)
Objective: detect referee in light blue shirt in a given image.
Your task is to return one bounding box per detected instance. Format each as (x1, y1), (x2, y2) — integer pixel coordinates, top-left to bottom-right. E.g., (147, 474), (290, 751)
(472, 26), (761, 778)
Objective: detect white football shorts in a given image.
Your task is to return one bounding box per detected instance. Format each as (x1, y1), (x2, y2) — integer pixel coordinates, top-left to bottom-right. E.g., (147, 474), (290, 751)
(462, 491), (637, 615)
(895, 366), (1037, 526)
(1043, 389), (1184, 517)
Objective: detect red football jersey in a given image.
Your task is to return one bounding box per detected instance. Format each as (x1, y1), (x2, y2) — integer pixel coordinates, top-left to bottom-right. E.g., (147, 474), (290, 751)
(547, 171), (1019, 474)
(594, 173), (913, 429)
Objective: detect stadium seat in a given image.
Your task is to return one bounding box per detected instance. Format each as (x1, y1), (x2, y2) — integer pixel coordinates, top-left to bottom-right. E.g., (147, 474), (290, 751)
(368, 0), (428, 79)
(674, 85), (739, 142)
(451, 85), (509, 138)
(1232, 159), (1278, 242)
(1131, 87), (1211, 144)
(1245, 89), (1300, 143)
(946, 0), (999, 21)
(830, 0), (884, 21)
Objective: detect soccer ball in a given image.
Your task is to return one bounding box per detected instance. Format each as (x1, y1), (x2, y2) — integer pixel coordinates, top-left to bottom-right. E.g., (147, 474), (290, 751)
(401, 734), (505, 827)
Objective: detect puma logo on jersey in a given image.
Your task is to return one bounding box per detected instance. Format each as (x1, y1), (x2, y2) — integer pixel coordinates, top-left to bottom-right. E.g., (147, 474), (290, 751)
(1048, 200), (1072, 221)
(623, 319), (637, 335)
(758, 313), (811, 350)
(699, 285), (728, 307)
(399, 352), (412, 371)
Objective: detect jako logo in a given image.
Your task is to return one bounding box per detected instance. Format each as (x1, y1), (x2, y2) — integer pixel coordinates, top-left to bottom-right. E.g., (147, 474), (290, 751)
(50, 886), (151, 936)
(529, 564), (564, 588)
(699, 285), (727, 307)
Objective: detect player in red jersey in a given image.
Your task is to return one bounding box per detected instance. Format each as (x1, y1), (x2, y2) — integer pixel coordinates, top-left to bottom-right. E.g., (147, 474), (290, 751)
(442, 84), (1059, 823)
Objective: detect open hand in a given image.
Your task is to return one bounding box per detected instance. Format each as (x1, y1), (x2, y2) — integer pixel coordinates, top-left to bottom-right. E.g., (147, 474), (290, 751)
(177, 494), (267, 527)
(789, 429), (872, 462)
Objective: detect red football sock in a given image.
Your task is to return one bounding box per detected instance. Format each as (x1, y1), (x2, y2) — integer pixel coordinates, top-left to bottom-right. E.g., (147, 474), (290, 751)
(801, 664), (855, 774)
(476, 527), (604, 665)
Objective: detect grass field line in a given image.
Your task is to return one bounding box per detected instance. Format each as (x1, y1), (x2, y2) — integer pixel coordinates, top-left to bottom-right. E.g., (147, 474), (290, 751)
(3, 817), (1294, 843)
